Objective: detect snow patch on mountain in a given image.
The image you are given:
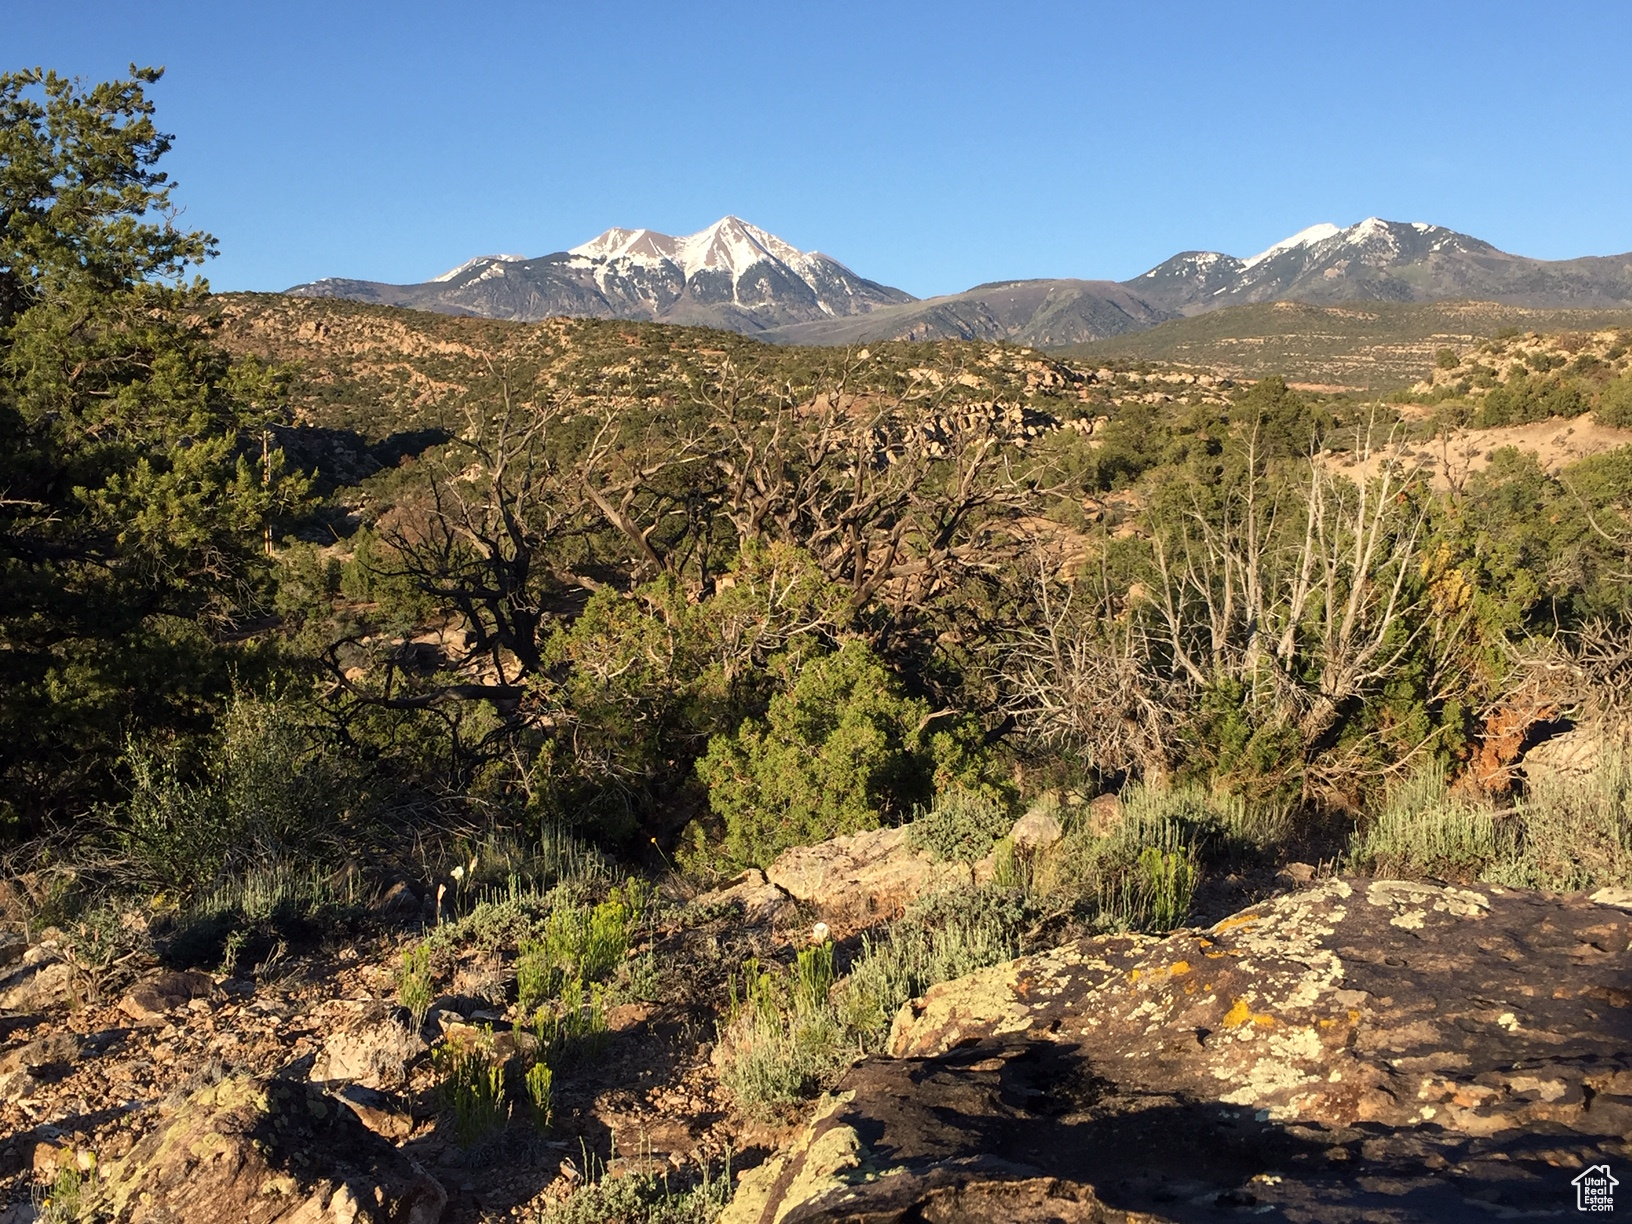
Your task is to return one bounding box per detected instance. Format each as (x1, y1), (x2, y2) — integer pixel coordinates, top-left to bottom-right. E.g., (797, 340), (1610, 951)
(1242, 223), (1341, 271)
(561, 216), (882, 313)
(429, 254), (527, 283)
(571, 217), (818, 281)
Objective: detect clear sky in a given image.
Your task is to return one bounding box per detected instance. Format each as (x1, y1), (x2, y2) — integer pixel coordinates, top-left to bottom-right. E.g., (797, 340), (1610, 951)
(10, 1), (1631, 298)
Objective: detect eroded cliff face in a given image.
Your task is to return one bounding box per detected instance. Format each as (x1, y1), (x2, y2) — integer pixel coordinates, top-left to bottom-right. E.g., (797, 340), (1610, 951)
(726, 879), (1632, 1223)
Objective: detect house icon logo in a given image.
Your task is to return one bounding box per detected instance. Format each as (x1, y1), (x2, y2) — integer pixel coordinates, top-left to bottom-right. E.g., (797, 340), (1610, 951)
(1574, 1164), (1618, 1212)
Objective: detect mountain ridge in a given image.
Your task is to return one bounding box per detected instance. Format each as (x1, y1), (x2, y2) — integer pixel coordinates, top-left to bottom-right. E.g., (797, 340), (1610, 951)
(288, 216), (912, 334)
(286, 216), (1632, 348)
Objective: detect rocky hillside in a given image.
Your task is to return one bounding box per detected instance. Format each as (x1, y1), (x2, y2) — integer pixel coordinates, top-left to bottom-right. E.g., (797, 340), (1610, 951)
(762, 278), (1176, 347)
(1063, 300), (1632, 391)
(4, 820), (1628, 1223)
(729, 878), (1632, 1223)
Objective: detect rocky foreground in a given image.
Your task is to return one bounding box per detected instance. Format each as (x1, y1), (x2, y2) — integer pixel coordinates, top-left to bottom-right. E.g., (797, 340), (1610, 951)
(728, 878), (1632, 1224)
(1, 871), (1627, 1223)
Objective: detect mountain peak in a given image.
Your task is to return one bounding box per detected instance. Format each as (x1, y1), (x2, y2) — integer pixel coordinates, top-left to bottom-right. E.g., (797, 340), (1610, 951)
(568, 217), (814, 281)
(1242, 222), (1341, 270)
(288, 216), (911, 329)
(428, 253), (527, 283)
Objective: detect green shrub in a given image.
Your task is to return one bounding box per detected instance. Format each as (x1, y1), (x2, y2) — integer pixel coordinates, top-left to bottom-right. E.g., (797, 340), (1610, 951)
(1348, 755), (1630, 890)
(717, 886), (1031, 1112)
(40, 1160), (86, 1224)
(1435, 348), (1461, 370)
(398, 943), (434, 1030)
(715, 953), (848, 1113)
(1029, 782), (1256, 932)
(833, 887), (1030, 1048)
(1472, 373), (1586, 427)
(434, 1029), (507, 1146)
(114, 695), (365, 897)
(1597, 374), (1632, 428)
(1503, 751), (1632, 890)
(530, 968), (607, 1061)
(524, 1061), (553, 1131)
(1349, 766), (1514, 880)
(696, 641), (996, 867)
(1138, 844), (1195, 931)
(539, 1158), (732, 1224)
(515, 880), (648, 1016)
(165, 861), (365, 969)
(907, 788), (1012, 863)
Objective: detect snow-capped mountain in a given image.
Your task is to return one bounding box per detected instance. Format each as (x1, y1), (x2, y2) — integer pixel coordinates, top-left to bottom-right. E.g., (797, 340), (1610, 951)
(286, 217), (912, 331)
(1127, 218), (1632, 314)
(285, 216), (1632, 345)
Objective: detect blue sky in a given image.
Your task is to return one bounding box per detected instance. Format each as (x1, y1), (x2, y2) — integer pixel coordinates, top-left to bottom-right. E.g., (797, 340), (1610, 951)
(10, 1), (1632, 297)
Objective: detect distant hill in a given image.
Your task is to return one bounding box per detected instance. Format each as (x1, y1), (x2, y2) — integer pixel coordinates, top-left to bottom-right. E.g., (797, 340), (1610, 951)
(761, 279), (1175, 347)
(1059, 300), (1632, 390)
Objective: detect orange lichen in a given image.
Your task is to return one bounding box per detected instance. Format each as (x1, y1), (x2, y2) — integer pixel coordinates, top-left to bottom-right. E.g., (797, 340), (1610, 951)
(1222, 997), (1275, 1028)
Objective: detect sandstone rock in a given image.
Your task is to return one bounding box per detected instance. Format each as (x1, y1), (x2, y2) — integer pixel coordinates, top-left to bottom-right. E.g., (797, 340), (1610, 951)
(737, 879), (1632, 1222)
(1085, 792), (1123, 837)
(1277, 861), (1316, 886)
(331, 1083), (414, 1141)
(0, 1030), (81, 1100)
(766, 826), (971, 930)
(0, 958), (72, 1013)
(91, 1075), (445, 1224)
(310, 1016), (427, 1090)
(1009, 806), (1063, 852)
(690, 869), (792, 926)
(118, 969), (214, 1023)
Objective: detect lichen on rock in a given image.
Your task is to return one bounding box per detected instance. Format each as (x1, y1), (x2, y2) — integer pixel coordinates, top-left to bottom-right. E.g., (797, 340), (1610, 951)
(735, 878), (1632, 1222)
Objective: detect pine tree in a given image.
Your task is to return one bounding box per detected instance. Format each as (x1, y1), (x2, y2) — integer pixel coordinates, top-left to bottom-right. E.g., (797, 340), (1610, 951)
(0, 67), (308, 832)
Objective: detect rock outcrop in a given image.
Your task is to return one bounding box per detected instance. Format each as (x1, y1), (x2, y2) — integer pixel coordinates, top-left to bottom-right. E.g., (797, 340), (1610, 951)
(726, 878), (1632, 1222)
(765, 826), (978, 931)
(689, 869), (795, 927)
(91, 1075), (445, 1224)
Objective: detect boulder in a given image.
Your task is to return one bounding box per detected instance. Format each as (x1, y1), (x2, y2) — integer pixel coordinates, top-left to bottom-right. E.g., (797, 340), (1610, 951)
(0, 957), (72, 1013)
(331, 1083), (415, 1141)
(728, 879), (1632, 1222)
(91, 1075), (445, 1224)
(309, 1015), (427, 1090)
(119, 969), (214, 1023)
(765, 826), (972, 930)
(689, 869), (792, 926)
(1009, 806), (1063, 852)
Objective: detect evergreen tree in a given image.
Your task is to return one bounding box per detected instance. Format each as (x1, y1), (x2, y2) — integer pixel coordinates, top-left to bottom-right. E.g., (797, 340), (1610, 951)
(0, 67), (306, 833)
